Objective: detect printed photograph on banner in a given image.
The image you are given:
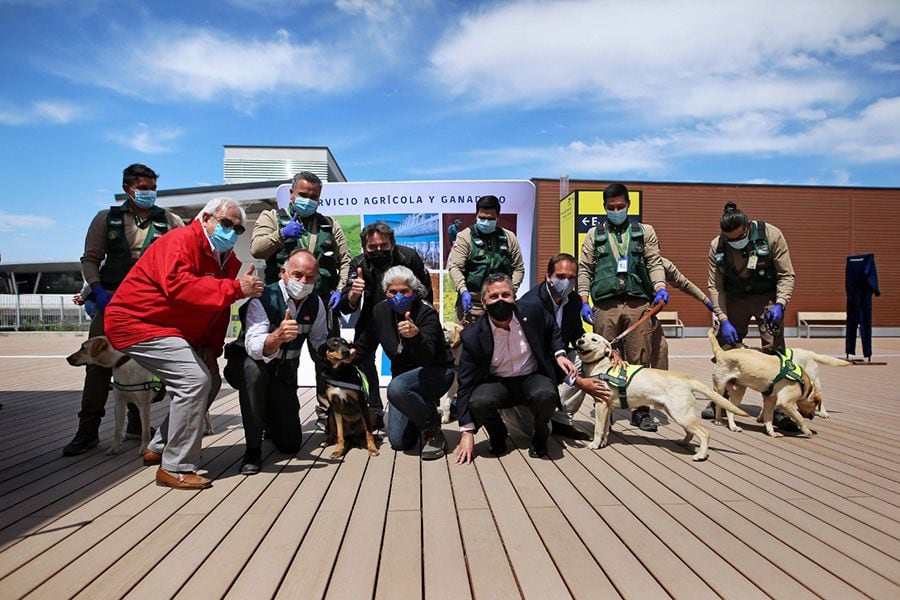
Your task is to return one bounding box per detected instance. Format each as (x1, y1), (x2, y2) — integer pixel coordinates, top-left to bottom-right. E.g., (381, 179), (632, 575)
(442, 273), (456, 323)
(441, 213), (518, 262)
(334, 215), (362, 258)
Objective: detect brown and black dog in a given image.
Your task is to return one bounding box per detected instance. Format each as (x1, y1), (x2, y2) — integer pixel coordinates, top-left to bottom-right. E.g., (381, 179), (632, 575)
(318, 337), (380, 458)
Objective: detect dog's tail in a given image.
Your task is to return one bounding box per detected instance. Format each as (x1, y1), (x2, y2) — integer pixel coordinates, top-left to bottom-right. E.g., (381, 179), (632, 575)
(707, 328), (726, 362)
(807, 352), (851, 368)
(689, 379), (750, 417)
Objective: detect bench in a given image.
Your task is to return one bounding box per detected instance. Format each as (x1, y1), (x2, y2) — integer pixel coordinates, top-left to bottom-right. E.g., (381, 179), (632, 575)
(797, 311), (846, 338)
(658, 311), (684, 338)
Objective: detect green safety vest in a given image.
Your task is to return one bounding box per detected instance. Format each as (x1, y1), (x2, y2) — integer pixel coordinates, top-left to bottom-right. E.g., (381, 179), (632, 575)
(100, 204), (171, 290)
(463, 225), (513, 292)
(590, 222), (653, 302)
(265, 209), (339, 294)
(596, 363), (645, 408)
(762, 348), (805, 396)
(715, 221), (777, 298)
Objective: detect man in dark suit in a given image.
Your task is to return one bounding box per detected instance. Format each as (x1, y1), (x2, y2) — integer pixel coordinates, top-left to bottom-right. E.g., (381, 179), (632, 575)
(518, 253), (611, 440)
(454, 273), (578, 464)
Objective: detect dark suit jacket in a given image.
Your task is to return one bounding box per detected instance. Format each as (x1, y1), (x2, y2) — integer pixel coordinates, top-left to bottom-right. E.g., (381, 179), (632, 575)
(456, 300), (566, 429)
(519, 282), (583, 350)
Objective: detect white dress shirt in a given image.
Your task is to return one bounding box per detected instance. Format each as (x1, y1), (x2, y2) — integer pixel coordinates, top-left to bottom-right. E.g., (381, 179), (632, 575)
(489, 313), (538, 377)
(244, 280), (328, 362)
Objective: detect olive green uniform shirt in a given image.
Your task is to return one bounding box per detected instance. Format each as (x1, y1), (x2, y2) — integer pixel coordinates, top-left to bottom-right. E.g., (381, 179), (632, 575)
(577, 223), (666, 300)
(447, 226), (525, 293)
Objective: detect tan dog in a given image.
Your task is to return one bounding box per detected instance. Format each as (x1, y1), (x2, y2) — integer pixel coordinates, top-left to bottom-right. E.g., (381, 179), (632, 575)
(66, 336), (155, 456)
(790, 349), (850, 418)
(708, 330), (821, 437)
(439, 321), (464, 423)
(575, 332), (748, 461)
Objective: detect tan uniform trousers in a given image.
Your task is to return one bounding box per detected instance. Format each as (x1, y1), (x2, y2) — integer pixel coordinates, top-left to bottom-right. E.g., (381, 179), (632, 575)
(592, 296), (655, 367)
(721, 292), (784, 353)
(650, 321), (669, 370)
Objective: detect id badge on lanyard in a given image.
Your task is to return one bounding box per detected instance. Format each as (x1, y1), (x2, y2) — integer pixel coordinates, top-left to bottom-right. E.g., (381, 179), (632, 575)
(747, 255), (758, 270)
(617, 256), (628, 274)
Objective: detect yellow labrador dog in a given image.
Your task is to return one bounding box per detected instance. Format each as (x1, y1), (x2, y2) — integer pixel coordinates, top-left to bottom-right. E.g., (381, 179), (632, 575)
(438, 321), (464, 424)
(708, 330), (822, 437)
(575, 333), (748, 461)
(67, 336), (214, 456)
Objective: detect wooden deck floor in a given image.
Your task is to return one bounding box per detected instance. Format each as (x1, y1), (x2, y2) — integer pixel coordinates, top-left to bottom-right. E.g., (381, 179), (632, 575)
(1, 332), (899, 599)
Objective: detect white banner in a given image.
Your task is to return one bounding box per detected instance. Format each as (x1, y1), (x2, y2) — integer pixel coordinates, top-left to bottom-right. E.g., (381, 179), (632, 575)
(282, 180), (537, 385)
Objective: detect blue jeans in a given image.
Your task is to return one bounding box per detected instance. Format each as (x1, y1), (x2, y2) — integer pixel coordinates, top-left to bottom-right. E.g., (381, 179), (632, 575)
(386, 366), (454, 451)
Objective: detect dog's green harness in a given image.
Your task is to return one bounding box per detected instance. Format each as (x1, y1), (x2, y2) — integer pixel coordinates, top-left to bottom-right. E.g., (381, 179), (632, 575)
(593, 364), (645, 408)
(324, 367), (370, 397)
(112, 374), (163, 393)
(762, 348), (805, 396)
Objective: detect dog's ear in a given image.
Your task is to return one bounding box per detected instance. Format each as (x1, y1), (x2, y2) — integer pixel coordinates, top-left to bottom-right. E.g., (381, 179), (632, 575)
(88, 336), (109, 360)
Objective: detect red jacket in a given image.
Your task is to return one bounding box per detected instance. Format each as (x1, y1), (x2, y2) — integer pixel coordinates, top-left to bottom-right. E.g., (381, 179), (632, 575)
(105, 219), (245, 354)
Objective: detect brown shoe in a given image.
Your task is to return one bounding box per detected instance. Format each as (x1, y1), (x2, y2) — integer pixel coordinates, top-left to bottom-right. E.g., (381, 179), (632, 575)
(142, 448), (162, 466)
(155, 468), (211, 490)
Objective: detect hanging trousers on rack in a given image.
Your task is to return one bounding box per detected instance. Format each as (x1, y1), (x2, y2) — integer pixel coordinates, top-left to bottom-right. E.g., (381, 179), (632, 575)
(845, 253), (880, 358)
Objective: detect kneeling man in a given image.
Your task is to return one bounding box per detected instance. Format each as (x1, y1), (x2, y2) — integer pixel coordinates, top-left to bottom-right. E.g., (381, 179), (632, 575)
(226, 249), (329, 475)
(454, 273), (577, 463)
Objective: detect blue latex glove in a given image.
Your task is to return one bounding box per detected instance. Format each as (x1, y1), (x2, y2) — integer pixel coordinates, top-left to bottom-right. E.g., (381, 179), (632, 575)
(328, 290), (342, 310)
(720, 319), (740, 345)
(460, 290), (473, 312)
(580, 301), (594, 325)
(704, 299), (714, 312)
(90, 284), (112, 311)
(281, 216), (305, 239)
(652, 288), (669, 306)
(765, 304), (784, 324)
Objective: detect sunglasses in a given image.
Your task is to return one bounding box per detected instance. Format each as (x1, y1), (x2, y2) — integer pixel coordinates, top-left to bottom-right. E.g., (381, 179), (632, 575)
(215, 216), (245, 235)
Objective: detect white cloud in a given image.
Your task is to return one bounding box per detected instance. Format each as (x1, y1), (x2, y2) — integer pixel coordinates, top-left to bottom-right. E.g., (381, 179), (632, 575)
(62, 27), (357, 104)
(0, 99), (83, 126)
(429, 0), (900, 120)
(0, 211), (55, 232)
(107, 122), (184, 154)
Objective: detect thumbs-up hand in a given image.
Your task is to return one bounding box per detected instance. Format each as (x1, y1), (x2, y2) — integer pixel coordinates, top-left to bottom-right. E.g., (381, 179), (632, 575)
(239, 264), (264, 298)
(348, 267), (366, 305)
(281, 215), (305, 239)
(397, 310), (419, 339)
(276, 307), (299, 343)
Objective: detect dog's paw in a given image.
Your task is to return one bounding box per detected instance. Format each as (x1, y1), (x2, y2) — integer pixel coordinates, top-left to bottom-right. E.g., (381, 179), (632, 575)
(440, 413), (450, 424)
(367, 449), (380, 457)
(728, 424), (743, 433)
(106, 446), (121, 456)
(691, 452), (709, 461)
(203, 427), (215, 436)
(768, 431), (783, 438)
(817, 411), (829, 419)
(330, 447), (345, 459)
(587, 438), (607, 450)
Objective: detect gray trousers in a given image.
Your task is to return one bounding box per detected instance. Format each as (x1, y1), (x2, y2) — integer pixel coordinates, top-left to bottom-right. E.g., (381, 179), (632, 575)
(120, 337), (218, 473)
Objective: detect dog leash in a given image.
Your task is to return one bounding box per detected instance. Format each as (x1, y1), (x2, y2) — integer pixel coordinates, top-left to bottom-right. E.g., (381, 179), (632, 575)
(610, 301), (665, 345)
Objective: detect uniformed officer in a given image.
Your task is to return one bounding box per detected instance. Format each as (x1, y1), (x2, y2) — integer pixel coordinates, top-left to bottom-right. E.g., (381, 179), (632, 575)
(703, 201), (796, 426)
(650, 257), (715, 370)
(577, 183), (668, 432)
(447, 195), (525, 322)
(63, 163), (185, 456)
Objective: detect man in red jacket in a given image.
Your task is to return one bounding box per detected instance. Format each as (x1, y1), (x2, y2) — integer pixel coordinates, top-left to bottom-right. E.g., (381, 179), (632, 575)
(105, 197), (263, 490)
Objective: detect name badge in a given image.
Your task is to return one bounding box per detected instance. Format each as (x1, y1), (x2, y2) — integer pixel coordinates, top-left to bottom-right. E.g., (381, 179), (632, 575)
(747, 255), (758, 270)
(617, 256), (628, 274)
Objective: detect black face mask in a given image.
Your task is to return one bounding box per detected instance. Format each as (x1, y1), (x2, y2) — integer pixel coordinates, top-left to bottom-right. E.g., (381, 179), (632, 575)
(486, 299), (515, 321)
(366, 249), (392, 269)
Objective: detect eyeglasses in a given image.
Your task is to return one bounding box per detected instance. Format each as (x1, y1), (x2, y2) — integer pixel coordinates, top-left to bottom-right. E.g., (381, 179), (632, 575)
(215, 216), (245, 235)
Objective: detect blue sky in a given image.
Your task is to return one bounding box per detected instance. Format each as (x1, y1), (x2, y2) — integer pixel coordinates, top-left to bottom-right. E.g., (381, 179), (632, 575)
(2, 0), (899, 263)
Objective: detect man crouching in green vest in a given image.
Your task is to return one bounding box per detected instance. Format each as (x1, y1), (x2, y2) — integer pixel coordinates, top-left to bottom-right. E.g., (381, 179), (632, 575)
(577, 183), (669, 433)
(63, 163), (184, 456)
(250, 171), (350, 430)
(224, 249), (329, 475)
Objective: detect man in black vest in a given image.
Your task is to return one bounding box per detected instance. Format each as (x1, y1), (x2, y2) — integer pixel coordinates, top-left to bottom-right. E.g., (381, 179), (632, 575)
(518, 253), (612, 440)
(63, 163), (184, 456)
(225, 249), (329, 475)
(338, 221), (433, 426)
(448, 195), (525, 322)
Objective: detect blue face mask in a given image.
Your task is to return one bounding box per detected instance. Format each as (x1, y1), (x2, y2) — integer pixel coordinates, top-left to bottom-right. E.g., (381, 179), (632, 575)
(132, 189), (157, 209)
(210, 224), (237, 253)
(606, 207), (628, 226)
(292, 198), (318, 218)
(727, 236), (750, 250)
(388, 292), (415, 314)
(475, 218), (497, 235)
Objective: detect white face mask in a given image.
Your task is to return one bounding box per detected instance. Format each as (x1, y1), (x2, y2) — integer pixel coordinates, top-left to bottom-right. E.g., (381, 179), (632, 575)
(286, 279), (314, 300)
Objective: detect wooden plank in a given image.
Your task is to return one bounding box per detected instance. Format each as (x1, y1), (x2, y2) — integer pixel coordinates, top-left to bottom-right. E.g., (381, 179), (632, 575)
(421, 458), (472, 600)
(375, 449), (422, 600)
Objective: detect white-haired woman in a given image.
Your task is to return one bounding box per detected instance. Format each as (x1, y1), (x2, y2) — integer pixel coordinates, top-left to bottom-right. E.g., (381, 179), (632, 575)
(354, 265), (454, 460)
